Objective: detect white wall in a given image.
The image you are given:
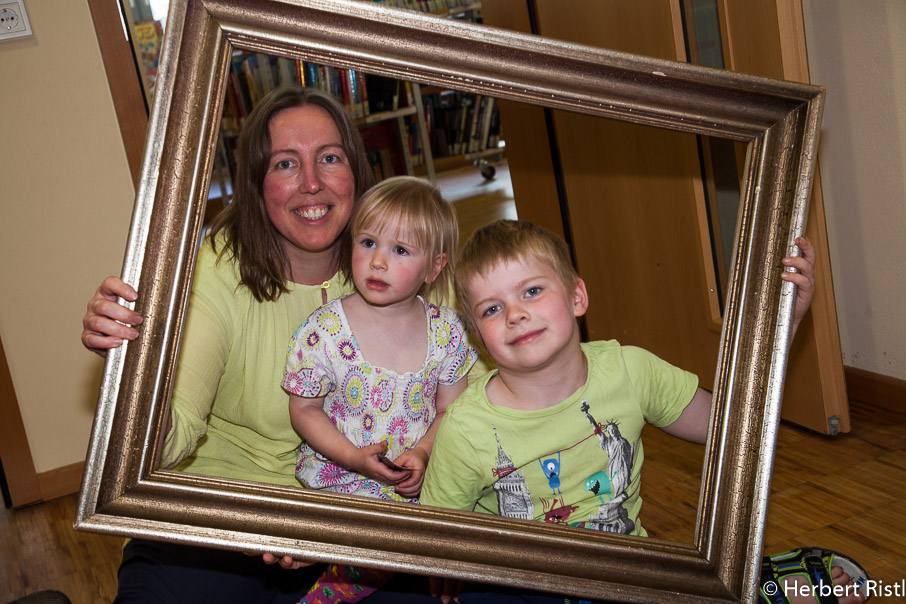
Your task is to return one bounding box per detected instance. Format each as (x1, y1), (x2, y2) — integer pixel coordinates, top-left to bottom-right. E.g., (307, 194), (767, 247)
(0, 1), (135, 473)
(803, 0), (906, 380)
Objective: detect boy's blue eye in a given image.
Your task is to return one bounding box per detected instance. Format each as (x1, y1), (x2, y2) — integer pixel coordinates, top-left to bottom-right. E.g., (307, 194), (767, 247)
(481, 304), (501, 317)
(393, 246), (409, 256)
(525, 286), (542, 297)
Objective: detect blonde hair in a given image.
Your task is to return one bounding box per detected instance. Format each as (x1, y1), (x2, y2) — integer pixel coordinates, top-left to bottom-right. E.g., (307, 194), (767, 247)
(344, 176), (458, 302)
(456, 219), (578, 327)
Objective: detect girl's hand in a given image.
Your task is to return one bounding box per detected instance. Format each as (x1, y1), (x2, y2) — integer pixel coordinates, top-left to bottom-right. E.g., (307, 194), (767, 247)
(261, 553), (316, 570)
(393, 448), (429, 498)
(430, 576), (469, 604)
(782, 236), (817, 332)
(81, 276), (142, 357)
(347, 442), (411, 485)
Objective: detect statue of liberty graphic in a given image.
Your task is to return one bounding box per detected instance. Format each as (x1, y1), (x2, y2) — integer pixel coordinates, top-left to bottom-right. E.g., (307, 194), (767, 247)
(580, 400), (635, 534)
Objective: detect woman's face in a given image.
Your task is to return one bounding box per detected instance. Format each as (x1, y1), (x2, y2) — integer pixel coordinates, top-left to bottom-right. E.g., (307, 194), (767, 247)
(262, 104), (356, 262)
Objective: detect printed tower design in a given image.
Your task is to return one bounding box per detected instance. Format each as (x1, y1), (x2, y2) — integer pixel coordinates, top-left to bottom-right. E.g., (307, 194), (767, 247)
(491, 428), (534, 520)
(580, 400), (635, 534)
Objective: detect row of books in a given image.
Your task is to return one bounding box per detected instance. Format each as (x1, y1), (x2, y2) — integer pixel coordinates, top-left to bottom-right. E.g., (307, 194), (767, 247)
(423, 91), (500, 158)
(359, 111), (430, 179)
(219, 55), (428, 181)
(367, 0), (479, 14)
(217, 55), (501, 192)
(223, 53), (398, 132)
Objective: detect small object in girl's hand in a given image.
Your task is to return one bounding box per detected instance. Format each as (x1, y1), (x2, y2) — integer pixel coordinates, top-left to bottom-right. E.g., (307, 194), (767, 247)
(377, 453), (408, 472)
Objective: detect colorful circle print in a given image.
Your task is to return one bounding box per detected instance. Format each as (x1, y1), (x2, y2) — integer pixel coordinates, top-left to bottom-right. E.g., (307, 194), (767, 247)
(305, 330), (320, 348)
(404, 377), (426, 418)
(342, 368), (367, 414)
(337, 338), (357, 362)
(317, 310), (342, 336)
(369, 374), (394, 413)
(446, 322), (463, 353)
(436, 322), (455, 350)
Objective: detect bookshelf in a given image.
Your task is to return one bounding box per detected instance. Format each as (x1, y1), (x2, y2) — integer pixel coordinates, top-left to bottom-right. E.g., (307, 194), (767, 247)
(418, 87), (502, 176)
(392, 0), (505, 177)
(120, 0), (500, 205)
(367, 0), (480, 15)
(217, 53), (437, 204)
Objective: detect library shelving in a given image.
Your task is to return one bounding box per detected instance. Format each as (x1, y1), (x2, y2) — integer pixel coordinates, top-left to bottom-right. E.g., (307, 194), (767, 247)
(217, 53), (436, 203)
(212, 1), (502, 205)
(372, 0), (505, 177)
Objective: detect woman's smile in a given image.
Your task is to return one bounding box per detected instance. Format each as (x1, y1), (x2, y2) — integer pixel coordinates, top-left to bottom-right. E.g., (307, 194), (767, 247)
(293, 204), (330, 221)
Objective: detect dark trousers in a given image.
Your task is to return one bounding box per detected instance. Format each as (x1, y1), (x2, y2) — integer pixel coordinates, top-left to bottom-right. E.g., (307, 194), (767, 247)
(458, 588), (599, 603)
(113, 538), (601, 603)
(114, 539), (439, 604)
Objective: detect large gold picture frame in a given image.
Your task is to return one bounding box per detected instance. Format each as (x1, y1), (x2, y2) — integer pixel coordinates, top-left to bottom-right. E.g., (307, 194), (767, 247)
(75, 1), (824, 601)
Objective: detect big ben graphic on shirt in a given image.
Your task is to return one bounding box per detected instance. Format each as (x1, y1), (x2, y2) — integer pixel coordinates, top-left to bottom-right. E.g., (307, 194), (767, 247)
(491, 428), (535, 520)
(489, 399), (636, 535)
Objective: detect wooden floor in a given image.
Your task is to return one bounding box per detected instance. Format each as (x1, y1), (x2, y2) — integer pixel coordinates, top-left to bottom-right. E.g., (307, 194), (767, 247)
(4, 165), (904, 602)
(640, 398), (906, 590)
(443, 161), (518, 248)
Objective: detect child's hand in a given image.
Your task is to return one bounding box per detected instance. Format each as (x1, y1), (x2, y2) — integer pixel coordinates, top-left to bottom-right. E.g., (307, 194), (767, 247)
(347, 441), (412, 485)
(260, 553), (315, 570)
(782, 236), (817, 333)
(392, 448), (429, 498)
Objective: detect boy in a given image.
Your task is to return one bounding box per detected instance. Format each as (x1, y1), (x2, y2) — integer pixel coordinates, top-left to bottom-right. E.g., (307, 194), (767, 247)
(421, 218), (727, 534)
(422, 220), (867, 603)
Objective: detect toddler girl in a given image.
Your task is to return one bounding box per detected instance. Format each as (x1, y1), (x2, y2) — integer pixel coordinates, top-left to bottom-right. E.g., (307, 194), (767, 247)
(282, 176), (478, 603)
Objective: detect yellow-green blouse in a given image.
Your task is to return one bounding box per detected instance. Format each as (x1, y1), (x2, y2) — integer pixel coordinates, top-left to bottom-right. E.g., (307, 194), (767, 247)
(162, 235), (353, 486)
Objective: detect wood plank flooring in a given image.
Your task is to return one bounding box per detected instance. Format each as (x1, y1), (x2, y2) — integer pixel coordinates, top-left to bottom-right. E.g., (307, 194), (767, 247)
(1, 493), (121, 603)
(641, 397), (906, 595)
(4, 165), (903, 602)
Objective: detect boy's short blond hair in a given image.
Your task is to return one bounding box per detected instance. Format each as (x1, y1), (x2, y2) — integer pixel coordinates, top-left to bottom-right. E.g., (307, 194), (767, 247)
(456, 219), (579, 327)
(345, 176), (458, 302)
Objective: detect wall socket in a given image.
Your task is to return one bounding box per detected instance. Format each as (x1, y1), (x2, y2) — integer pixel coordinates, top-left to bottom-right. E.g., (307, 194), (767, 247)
(0, 0), (33, 42)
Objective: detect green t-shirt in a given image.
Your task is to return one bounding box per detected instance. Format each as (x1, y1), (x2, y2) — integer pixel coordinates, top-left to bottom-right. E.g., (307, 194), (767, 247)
(422, 340), (698, 537)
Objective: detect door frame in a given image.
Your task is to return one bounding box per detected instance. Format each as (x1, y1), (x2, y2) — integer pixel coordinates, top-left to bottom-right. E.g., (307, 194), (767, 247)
(0, 334), (41, 507)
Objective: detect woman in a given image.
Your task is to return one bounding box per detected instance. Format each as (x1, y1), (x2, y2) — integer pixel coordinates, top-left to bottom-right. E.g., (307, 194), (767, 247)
(83, 86), (442, 603)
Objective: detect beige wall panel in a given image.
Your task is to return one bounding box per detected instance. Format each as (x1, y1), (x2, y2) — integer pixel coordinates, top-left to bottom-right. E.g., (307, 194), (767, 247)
(802, 0), (906, 384)
(0, 1), (135, 473)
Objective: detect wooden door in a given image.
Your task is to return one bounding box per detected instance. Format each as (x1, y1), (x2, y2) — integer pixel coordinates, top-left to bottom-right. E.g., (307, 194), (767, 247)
(714, 0), (849, 432)
(482, 0), (848, 433)
(0, 334), (41, 507)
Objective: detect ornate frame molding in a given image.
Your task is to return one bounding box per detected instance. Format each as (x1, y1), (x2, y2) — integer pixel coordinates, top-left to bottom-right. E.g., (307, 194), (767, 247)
(76, 1), (824, 601)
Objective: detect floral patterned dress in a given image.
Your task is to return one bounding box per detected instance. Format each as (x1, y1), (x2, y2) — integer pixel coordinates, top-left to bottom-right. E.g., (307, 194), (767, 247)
(282, 295), (477, 502)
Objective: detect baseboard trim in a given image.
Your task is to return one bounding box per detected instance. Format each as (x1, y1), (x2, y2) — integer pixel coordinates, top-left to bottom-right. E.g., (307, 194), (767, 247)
(37, 461), (84, 502)
(845, 366), (906, 414)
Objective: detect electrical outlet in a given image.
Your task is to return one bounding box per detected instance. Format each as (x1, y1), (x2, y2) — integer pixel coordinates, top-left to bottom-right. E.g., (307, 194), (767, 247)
(0, 0), (33, 42)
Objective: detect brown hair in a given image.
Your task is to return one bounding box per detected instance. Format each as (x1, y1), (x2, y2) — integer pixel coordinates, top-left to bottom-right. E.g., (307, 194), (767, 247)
(345, 176), (458, 303)
(455, 219), (578, 327)
(208, 86), (375, 302)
